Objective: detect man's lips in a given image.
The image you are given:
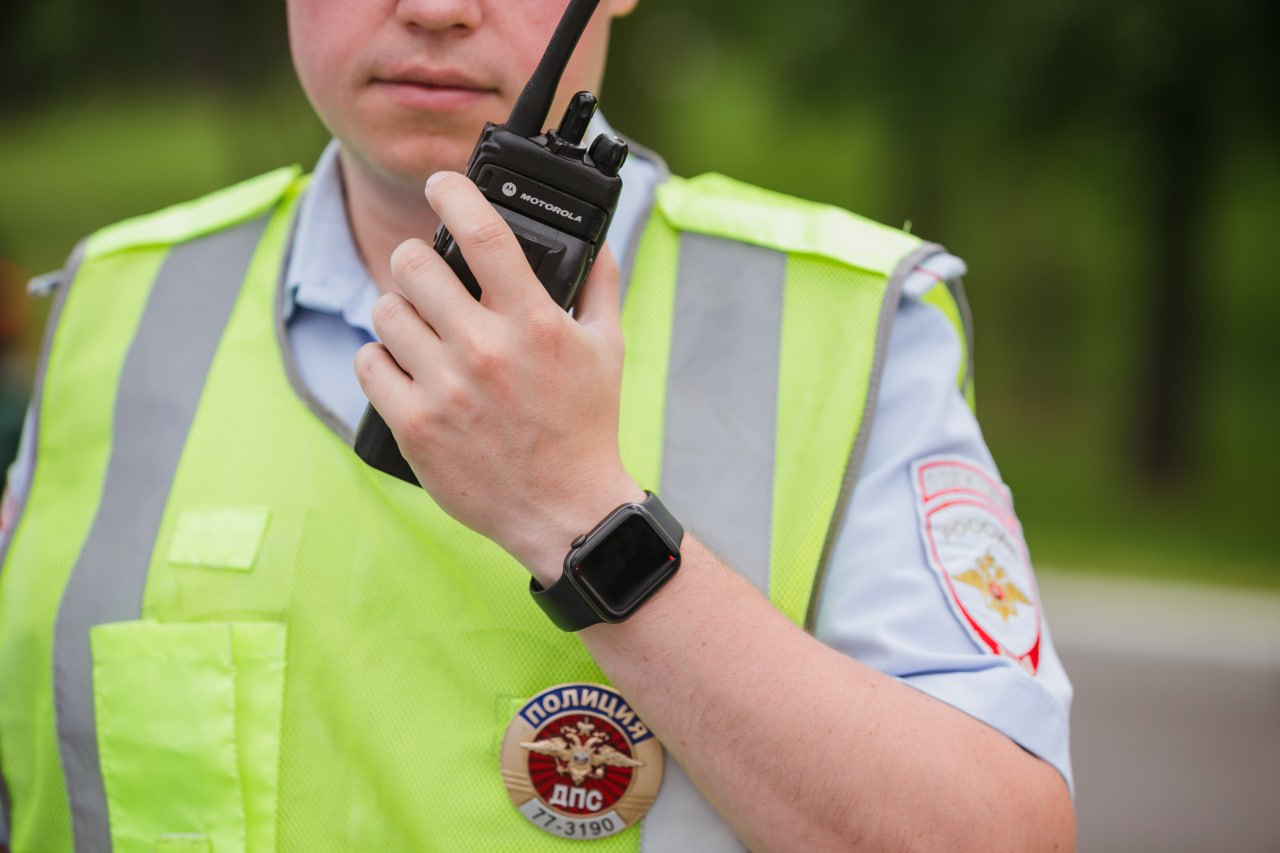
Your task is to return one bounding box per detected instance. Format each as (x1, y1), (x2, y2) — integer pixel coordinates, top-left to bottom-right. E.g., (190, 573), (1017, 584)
(372, 68), (499, 111)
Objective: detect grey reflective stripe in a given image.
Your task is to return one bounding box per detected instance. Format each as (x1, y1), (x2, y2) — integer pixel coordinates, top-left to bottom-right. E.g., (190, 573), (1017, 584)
(659, 233), (784, 596)
(644, 233), (785, 853)
(0, 239), (85, 841)
(946, 276), (976, 394)
(52, 216), (268, 852)
(804, 242), (943, 630)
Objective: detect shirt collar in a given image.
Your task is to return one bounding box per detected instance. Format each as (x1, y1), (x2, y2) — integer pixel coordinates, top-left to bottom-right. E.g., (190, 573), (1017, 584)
(283, 140), (380, 336)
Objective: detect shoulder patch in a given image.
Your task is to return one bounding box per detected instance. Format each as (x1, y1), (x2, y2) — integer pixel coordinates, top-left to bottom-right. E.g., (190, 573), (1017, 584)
(84, 165), (304, 261)
(911, 455), (1041, 674)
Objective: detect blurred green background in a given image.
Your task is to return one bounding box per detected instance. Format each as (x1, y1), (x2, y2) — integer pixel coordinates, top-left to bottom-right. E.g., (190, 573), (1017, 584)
(1, 0), (1276, 588)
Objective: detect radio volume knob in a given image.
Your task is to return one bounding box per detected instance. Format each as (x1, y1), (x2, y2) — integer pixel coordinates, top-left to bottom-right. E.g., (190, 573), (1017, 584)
(588, 133), (628, 178)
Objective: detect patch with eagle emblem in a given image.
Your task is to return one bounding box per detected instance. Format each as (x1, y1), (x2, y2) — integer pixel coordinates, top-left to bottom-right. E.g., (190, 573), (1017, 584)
(911, 455), (1042, 674)
(501, 683), (663, 840)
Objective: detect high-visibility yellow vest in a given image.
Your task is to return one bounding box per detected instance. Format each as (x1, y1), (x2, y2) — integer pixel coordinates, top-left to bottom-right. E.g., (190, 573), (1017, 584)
(0, 165), (970, 851)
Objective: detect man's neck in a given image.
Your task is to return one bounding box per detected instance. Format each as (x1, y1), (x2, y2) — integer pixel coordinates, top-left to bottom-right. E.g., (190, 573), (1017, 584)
(339, 148), (442, 296)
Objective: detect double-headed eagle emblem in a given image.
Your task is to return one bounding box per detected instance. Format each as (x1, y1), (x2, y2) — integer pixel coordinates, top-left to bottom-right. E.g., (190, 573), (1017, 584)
(521, 719), (644, 786)
(953, 552), (1032, 622)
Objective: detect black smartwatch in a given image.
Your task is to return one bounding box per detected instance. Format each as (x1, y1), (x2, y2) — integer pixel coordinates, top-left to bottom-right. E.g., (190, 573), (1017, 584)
(530, 492), (683, 631)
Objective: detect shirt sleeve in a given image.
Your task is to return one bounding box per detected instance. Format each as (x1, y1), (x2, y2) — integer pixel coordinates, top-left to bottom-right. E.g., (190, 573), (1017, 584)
(812, 254), (1074, 794)
(0, 406), (35, 551)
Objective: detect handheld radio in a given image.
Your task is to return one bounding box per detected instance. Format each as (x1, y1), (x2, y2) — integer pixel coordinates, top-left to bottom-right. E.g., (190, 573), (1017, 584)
(353, 0), (628, 485)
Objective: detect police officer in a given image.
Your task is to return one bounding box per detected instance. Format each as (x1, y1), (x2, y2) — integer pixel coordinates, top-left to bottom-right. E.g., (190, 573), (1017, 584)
(0, 0), (1074, 849)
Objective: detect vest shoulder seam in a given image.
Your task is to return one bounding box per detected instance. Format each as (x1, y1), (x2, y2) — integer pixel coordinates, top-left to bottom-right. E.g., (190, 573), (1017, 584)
(83, 165), (306, 261)
(655, 172), (925, 277)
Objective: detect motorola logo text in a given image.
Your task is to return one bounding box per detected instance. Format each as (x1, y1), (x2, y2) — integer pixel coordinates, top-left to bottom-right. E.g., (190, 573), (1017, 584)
(520, 193), (583, 223)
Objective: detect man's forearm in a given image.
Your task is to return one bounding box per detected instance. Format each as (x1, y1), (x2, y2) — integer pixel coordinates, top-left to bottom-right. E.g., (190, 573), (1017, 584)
(360, 174), (1073, 850)
(579, 536), (1076, 852)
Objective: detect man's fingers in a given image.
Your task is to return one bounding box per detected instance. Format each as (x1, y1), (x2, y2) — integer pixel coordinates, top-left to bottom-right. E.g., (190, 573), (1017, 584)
(389, 237), (480, 341)
(573, 245), (621, 331)
(353, 341), (416, 426)
(370, 291), (442, 380)
(425, 171), (545, 313)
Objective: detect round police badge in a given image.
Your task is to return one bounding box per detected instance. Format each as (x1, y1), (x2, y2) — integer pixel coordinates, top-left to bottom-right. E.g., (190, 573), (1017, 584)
(501, 683), (663, 840)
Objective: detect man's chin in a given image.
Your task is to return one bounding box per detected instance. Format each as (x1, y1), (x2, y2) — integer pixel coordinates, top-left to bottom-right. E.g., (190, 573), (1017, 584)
(347, 136), (478, 192)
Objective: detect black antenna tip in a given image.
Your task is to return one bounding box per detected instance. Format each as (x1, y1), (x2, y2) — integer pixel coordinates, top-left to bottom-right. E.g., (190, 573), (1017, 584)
(505, 0), (603, 138)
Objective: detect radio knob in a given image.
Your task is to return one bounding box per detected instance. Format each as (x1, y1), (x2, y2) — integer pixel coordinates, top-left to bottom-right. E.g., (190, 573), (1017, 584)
(555, 91), (598, 145)
(588, 134), (628, 178)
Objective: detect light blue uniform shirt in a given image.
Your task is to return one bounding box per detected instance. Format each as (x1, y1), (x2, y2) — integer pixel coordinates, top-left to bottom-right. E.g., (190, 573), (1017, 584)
(5, 136), (1073, 794)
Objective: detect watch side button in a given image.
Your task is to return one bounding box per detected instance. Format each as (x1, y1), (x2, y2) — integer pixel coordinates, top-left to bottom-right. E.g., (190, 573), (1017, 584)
(570, 533), (588, 549)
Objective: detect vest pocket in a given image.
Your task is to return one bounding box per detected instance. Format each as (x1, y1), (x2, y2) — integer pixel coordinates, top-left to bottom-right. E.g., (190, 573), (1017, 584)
(90, 620), (286, 853)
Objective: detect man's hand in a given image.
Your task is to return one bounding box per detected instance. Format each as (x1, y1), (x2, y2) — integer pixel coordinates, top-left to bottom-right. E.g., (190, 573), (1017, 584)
(354, 171), (643, 584)
(354, 173), (1076, 853)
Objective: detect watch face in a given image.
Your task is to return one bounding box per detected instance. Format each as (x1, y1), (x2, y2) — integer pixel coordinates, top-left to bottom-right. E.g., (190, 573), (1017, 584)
(572, 511), (679, 616)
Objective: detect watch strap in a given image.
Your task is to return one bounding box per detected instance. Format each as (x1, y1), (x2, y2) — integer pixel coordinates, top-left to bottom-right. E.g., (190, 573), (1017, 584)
(638, 491), (683, 547)
(529, 572), (607, 632)
(530, 492), (682, 631)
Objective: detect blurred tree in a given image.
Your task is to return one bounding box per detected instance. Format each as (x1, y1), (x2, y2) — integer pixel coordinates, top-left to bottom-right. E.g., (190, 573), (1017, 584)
(0, 0), (290, 110)
(3, 0), (1275, 491)
(0, 252), (29, 486)
(624, 0), (1276, 487)
(982, 0), (1279, 487)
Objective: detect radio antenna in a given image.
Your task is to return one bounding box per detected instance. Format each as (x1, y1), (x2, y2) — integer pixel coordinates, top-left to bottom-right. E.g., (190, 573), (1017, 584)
(505, 0), (602, 138)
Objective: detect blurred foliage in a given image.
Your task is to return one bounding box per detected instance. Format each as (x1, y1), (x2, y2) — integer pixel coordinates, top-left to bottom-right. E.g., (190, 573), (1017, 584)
(0, 0), (1276, 585)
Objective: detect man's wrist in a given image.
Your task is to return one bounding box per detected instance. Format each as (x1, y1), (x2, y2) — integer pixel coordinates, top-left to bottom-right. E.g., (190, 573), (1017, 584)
(530, 490), (684, 631)
(516, 475), (647, 587)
